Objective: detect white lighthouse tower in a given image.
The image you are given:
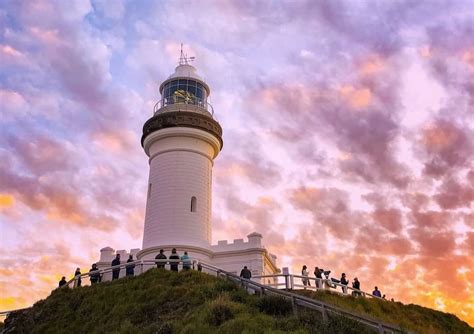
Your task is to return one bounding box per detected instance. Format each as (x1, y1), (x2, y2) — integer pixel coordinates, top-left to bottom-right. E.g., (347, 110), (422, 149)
(138, 51), (222, 261)
(97, 50), (279, 279)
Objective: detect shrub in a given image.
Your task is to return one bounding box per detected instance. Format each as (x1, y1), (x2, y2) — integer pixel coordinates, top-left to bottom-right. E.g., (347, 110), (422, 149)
(207, 295), (235, 326)
(256, 295), (293, 316)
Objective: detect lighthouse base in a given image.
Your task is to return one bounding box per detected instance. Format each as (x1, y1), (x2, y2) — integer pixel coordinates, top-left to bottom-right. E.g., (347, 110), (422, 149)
(96, 232), (279, 283)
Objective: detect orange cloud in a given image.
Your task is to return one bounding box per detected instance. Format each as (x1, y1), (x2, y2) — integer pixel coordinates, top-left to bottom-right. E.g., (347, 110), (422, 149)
(462, 49), (474, 70)
(0, 193), (14, 209)
(359, 55), (384, 76)
(339, 85), (372, 109)
(422, 122), (460, 151)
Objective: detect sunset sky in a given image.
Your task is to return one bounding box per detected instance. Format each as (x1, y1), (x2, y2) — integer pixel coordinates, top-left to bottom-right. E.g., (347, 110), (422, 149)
(1, 0), (473, 325)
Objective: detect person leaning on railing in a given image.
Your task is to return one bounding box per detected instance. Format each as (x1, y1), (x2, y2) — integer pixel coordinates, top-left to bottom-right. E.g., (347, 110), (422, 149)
(181, 251), (191, 270)
(89, 264), (101, 284)
(155, 249), (167, 269)
(111, 254), (121, 280)
(169, 248), (180, 272)
(126, 255), (135, 277)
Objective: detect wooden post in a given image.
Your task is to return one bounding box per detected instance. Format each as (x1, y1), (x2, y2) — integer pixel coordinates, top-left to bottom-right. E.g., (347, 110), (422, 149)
(378, 323), (384, 334)
(291, 296), (298, 317)
(321, 305), (328, 323)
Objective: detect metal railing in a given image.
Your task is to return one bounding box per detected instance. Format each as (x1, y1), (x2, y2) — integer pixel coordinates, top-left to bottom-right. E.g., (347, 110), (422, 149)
(253, 274), (383, 300)
(198, 262), (407, 334)
(153, 97), (214, 116)
(0, 260), (408, 333)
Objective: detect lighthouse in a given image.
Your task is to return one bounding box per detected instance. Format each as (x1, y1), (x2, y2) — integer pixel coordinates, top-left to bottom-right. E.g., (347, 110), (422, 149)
(141, 53), (222, 255)
(97, 50), (279, 279)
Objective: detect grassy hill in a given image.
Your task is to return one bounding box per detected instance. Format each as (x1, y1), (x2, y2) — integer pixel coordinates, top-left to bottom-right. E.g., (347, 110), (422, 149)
(2, 269), (472, 333)
(295, 290), (473, 334)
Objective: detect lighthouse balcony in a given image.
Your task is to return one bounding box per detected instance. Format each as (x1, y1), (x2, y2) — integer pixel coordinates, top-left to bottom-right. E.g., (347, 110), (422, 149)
(154, 97), (214, 118)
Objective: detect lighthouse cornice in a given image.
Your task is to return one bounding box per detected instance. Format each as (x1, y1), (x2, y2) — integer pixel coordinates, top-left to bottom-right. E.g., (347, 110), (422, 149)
(142, 111), (223, 149)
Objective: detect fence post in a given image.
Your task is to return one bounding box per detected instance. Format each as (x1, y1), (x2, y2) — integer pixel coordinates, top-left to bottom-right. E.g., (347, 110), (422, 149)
(285, 274), (289, 291)
(290, 275), (294, 290)
(321, 305), (328, 323)
(291, 296), (298, 317)
(377, 323), (384, 334)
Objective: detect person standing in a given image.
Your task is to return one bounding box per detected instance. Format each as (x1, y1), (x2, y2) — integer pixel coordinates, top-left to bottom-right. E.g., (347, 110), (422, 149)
(181, 251), (191, 270)
(155, 249), (167, 269)
(372, 286), (382, 298)
(126, 255), (135, 277)
(89, 264), (100, 284)
(314, 266), (322, 288)
(340, 273), (349, 294)
(73, 268), (82, 287)
(302, 265), (310, 287)
(240, 266), (252, 279)
(111, 254), (121, 280)
(352, 277), (361, 297)
(169, 248), (180, 272)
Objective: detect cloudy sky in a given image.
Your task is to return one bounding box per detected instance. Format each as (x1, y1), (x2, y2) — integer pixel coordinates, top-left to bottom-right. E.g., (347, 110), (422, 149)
(1, 0), (473, 325)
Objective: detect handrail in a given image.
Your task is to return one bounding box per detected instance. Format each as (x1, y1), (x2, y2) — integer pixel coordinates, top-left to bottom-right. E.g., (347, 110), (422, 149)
(254, 273), (383, 300)
(196, 262), (407, 334)
(0, 259), (408, 333)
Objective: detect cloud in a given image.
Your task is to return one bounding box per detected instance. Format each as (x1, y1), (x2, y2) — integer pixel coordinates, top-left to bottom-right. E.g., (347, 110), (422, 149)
(1, 0), (473, 326)
(419, 120), (473, 178)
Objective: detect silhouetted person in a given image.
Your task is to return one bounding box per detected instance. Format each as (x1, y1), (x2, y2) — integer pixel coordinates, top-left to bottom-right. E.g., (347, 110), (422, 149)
(126, 255), (135, 277)
(111, 254), (121, 280)
(181, 251), (191, 270)
(314, 266), (322, 288)
(372, 286), (382, 298)
(240, 266), (252, 279)
(382, 294), (386, 299)
(59, 276), (67, 288)
(340, 273), (349, 293)
(169, 248), (180, 271)
(302, 265), (310, 287)
(74, 268), (82, 287)
(352, 277), (361, 297)
(197, 262), (202, 272)
(89, 264), (100, 284)
(155, 249), (167, 269)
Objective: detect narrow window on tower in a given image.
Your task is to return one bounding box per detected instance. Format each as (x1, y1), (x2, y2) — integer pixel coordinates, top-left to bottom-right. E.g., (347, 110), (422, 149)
(191, 196), (197, 212)
(148, 183), (152, 199)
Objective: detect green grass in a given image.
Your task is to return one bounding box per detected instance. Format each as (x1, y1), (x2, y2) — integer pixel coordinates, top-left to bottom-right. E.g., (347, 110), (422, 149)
(295, 289), (473, 334)
(3, 269), (373, 334)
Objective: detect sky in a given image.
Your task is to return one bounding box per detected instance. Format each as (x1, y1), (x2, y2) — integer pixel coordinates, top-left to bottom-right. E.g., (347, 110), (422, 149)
(0, 0), (473, 326)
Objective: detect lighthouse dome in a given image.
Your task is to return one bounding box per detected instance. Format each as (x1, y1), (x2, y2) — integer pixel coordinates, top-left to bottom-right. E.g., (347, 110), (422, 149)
(168, 64), (203, 81)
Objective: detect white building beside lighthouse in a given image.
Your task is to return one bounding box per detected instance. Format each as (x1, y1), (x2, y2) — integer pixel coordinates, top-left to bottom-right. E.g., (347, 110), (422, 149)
(97, 54), (279, 279)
